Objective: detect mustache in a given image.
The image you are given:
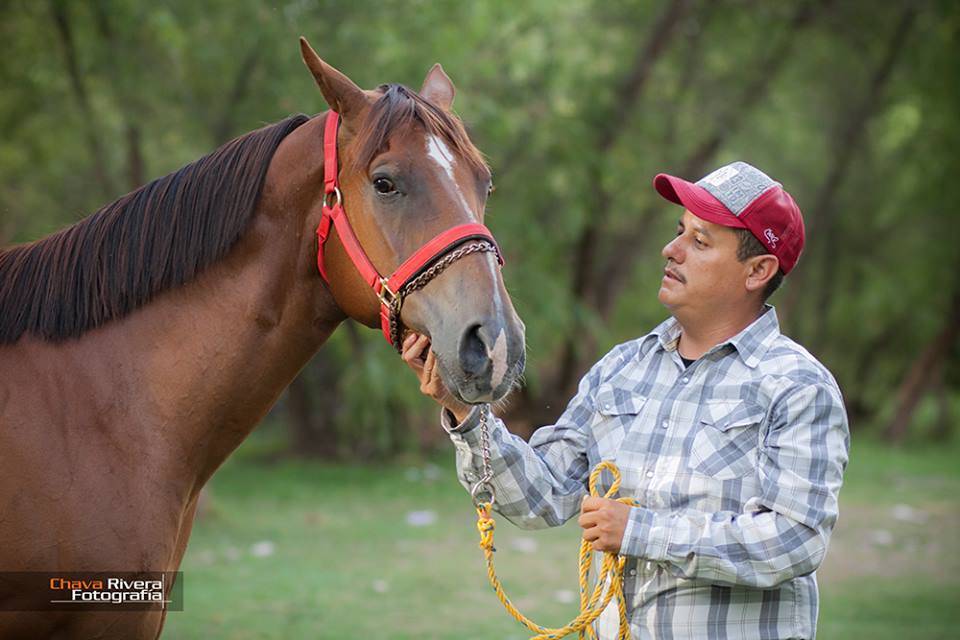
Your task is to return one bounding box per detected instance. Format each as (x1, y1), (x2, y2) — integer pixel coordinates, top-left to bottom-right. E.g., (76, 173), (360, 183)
(664, 264), (685, 283)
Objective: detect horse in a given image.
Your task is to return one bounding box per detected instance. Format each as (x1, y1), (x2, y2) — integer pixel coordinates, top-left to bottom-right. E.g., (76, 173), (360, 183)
(0, 37), (525, 639)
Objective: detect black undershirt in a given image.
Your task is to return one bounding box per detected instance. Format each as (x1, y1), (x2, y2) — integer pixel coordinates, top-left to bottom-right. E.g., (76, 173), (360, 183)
(680, 355), (695, 368)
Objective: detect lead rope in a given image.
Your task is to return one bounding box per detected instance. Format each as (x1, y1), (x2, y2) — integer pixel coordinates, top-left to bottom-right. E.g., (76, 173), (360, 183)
(471, 405), (636, 640)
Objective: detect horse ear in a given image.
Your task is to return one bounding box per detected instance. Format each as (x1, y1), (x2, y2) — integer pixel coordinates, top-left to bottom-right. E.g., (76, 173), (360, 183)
(420, 63), (455, 111)
(299, 37), (369, 123)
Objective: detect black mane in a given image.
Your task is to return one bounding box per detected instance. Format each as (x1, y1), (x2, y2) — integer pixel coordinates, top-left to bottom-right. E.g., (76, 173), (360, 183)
(0, 114), (310, 344)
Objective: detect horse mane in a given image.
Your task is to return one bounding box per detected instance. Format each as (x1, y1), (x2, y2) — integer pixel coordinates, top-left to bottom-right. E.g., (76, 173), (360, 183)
(351, 84), (489, 178)
(0, 114), (310, 344)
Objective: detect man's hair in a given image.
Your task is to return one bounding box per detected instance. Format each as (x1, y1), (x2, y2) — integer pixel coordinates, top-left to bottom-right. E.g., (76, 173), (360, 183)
(734, 228), (784, 302)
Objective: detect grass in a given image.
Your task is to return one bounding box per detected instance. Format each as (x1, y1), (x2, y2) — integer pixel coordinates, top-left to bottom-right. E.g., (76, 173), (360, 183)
(816, 437), (960, 640)
(162, 427), (960, 639)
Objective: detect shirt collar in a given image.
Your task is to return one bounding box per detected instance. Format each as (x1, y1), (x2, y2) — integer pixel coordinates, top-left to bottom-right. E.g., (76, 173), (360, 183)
(652, 315), (683, 353)
(651, 305), (781, 369)
(726, 305), (780, 367)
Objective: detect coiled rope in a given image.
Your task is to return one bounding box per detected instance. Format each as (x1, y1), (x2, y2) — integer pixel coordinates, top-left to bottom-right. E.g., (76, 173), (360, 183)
(474, 460), (636, 640)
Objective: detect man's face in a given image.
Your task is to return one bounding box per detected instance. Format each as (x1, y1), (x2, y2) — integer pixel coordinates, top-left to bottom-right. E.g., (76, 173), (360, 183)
(658, 210), (749, 316)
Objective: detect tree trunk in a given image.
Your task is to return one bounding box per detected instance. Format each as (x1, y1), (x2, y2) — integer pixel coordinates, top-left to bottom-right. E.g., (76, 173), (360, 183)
(286, 356), (341, 458)
(783, 6), (917, 348)
(212, 46), (262, 145)
(125, 123), (145, 190)
(49, 0), (116, 200)
(931, 374), (953, 442)
(662, 0), (720, 150)
(572, 0), (694, 309)
(90, 2), (147, 191)
(844, 320), (905, 427)
(884, 289), (960, 443)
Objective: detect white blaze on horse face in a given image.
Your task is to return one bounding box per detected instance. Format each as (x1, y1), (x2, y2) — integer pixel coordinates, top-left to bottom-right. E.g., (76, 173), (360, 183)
(489, 327), (509, 391)
(425, 132), (507, 391)
(426, 133), (455, 180)
(425, 134), (474, 218)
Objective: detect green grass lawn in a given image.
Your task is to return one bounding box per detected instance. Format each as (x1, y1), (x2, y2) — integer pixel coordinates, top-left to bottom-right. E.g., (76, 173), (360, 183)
(162, 426), (960, 639)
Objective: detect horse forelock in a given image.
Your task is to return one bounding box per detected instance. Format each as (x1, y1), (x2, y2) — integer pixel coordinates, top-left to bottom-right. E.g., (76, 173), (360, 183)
(349, 84), (489, 180)
(0, 114), (310, 345)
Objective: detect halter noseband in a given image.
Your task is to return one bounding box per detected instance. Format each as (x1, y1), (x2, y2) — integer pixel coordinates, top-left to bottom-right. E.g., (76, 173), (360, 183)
(315, 111), (504, 352)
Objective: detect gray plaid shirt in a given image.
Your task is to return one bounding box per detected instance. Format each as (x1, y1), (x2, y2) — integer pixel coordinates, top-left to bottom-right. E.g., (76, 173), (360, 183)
(443, 306), (849, 640)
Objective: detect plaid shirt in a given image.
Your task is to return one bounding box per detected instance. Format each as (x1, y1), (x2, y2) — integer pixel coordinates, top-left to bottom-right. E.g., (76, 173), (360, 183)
(443, 306), (849, 640)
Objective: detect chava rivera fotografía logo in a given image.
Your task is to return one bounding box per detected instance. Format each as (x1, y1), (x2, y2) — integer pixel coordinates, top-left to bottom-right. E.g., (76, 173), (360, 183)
(0, 572), (183, 611)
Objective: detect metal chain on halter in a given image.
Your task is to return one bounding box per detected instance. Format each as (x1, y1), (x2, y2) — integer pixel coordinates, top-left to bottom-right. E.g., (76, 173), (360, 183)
(388, 240), (500, 351)
(469, 403), (496, 506)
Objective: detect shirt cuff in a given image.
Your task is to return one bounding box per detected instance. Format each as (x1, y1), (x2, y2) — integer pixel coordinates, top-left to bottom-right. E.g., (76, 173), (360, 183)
(619, 507), (670, 561)
(440, 405), (483, 435)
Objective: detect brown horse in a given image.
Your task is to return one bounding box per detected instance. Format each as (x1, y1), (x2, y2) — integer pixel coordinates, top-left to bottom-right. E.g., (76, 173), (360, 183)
(0, 38), (524, 639)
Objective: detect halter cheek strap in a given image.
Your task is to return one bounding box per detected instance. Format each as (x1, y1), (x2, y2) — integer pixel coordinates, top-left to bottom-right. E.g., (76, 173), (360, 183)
(316, 111), (504, 351)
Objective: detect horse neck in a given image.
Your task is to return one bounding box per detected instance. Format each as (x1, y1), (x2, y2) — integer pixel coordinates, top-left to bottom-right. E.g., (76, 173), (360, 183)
(98, 117), (343, 489)
(176, 119), (345, 486)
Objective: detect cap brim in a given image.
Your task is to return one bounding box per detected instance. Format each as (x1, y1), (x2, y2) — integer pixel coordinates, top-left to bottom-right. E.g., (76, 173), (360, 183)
(653, 174), (747, 229)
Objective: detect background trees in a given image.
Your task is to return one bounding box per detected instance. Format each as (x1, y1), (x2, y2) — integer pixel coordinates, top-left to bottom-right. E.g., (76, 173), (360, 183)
(2, 0), (956, 455)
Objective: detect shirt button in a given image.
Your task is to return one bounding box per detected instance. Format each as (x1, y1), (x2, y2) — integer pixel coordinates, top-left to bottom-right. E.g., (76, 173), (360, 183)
(628, 568), (637, 577)
(603, 403), (611, 410)
(645, 470), (654, 478)
(681, 376), (690, 383)
(661, 420), (668, 428)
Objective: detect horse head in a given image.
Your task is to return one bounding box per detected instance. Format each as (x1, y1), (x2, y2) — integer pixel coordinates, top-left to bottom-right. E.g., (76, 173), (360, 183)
(299, 39), (525, 405)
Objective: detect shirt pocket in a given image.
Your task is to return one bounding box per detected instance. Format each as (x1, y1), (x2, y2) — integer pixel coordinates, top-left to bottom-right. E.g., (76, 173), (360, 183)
(690, 400), (764, 480)
(593, 385), (645, 462)
(596, 385), (647, 417)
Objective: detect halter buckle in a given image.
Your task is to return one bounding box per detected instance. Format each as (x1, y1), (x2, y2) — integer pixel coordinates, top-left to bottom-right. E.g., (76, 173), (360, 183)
(376, 278), (400, 308)
(323, 187), (342, 209)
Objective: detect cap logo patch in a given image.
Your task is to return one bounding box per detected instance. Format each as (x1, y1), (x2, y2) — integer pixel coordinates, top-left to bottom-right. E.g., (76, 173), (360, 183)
(763, 228), (779, 248)
(696, 161), (779, 216)
(701, 165), (739, 187)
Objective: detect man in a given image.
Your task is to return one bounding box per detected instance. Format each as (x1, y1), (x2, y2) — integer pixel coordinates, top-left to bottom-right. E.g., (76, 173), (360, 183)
(402, 161), (849, 640)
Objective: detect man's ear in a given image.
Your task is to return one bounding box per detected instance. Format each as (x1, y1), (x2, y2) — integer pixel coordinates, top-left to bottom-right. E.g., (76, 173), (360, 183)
(745, 255), (780, 293)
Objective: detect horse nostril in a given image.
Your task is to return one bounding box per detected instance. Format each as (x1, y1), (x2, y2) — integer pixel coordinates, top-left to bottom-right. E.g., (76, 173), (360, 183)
(458, 323), (489, 378)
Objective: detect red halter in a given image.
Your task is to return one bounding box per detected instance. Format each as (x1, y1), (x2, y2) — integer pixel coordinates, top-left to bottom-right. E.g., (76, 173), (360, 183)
(316, 111), (504, 351)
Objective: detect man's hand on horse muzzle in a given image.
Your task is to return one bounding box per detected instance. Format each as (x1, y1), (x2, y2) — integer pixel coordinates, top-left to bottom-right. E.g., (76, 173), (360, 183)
(401, 333), (471, 423)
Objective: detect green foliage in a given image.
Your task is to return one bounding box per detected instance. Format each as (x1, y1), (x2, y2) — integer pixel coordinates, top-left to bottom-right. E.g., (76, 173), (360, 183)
(2, 0), (957, 453)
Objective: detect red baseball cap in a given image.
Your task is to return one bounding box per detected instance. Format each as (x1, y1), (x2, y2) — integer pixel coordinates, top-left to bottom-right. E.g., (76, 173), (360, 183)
(653, 161), (805, 274)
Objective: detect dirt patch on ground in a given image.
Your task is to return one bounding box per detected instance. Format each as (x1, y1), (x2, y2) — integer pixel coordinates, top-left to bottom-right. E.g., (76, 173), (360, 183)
(818, 499), (960, 585)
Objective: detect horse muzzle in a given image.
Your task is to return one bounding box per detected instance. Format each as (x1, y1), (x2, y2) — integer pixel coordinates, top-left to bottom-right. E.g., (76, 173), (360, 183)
(449, 316), (525, 403)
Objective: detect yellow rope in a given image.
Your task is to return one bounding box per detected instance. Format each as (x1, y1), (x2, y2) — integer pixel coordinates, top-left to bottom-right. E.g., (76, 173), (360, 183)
(475, 460), (637, 640)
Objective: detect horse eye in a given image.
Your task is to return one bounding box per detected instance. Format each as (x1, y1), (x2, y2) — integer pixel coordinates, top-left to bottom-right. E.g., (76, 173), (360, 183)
(373, 177), (396, 195)
(487, 183), (496, 196)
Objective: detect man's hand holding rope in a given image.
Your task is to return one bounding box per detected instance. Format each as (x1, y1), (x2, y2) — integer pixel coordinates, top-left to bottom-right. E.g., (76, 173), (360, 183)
(579, 496), (631, 553)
